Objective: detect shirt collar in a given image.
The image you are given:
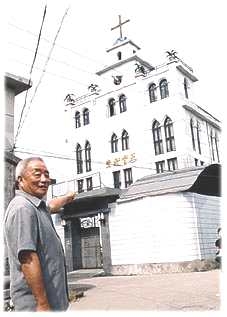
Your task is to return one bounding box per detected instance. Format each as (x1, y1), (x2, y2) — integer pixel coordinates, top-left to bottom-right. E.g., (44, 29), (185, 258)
(16, 190), (46, 208)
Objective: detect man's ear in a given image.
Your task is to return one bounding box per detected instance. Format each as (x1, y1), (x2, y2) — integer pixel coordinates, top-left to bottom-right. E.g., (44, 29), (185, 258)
(17, 176), (22, 182)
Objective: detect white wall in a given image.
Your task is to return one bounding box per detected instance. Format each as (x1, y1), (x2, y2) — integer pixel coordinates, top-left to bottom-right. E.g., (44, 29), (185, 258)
(109, 192), (220, 266)
(192, 193), (221, 258)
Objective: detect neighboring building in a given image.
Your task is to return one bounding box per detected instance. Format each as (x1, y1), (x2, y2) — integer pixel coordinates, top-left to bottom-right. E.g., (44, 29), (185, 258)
(4, 73), (32, 280)
(109, 164), (221, 275)
(51, 17), (221, 274)
(4, 72), (32, 211)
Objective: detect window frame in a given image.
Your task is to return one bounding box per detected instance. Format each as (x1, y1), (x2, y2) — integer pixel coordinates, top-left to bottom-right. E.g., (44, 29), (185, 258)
(83, 108), (90, 125)
(113, 170), (121, 188)
(77, 179), (84, 193)
(121, 130), (129, 151)
(75, 111), (81, 128)
(152, 120), (164, 155)
(160, 79), (169, 99)
(155, 160), (165, 173)
(164, 117), (176, 152)
(109, 98), (116, 117)
(167, 157), (178, 171)
(86, 177), (93, 191)
(149, 83), (157, 103)
(111, 133), (118, 153)
(210, 129), (220, 162)
(85, 141), (92, 172)
(76, 144), (83, 174)
(119, 94), (127, 113)
(124, 168), (133, 188)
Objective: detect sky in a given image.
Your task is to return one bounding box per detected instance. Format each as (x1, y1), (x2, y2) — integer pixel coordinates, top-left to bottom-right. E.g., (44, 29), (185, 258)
(3, 0), (225, 182)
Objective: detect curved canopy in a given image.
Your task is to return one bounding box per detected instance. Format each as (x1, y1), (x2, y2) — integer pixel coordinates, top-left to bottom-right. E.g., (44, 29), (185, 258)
(119, 164), (221, 202)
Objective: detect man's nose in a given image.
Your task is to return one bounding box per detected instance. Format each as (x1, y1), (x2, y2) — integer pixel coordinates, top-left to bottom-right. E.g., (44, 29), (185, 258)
(40, 174), (50, 183)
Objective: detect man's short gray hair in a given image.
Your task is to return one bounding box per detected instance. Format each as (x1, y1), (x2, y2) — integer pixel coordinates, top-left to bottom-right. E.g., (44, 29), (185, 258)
(15, 157), (44, 180)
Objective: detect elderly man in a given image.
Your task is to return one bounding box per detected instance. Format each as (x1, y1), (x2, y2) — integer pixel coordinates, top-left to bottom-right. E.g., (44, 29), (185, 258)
(4, 157), (75, 311)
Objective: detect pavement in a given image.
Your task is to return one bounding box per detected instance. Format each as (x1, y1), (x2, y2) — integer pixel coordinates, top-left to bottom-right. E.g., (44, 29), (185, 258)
(67, 268), (221, 311)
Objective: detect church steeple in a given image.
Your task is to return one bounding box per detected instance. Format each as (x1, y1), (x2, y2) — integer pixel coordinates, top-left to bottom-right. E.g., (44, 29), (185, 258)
(96, 15), (154, 80)
(107, 15), (140, 62)
(111, 15), (130, 42)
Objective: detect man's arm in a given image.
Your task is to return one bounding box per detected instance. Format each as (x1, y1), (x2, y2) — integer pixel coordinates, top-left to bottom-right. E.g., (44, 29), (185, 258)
(19, 250), (51, 311)
(48, 192), (76, 213)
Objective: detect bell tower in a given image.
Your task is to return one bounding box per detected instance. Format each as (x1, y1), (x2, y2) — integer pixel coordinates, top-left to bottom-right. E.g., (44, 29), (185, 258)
(106, 15), (140, 63)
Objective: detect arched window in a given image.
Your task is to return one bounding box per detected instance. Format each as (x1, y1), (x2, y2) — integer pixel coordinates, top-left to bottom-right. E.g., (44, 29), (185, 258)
(122, 130), (129, 151)
(190, 118), (196, 151)
(76, 143), (83, 174)
(190, 118), (202, 154)
(111, 133), (118, 153)
(119, 94), (127, 113)
(184, 78), (189, 99)
(152, 120), (163, 155)
(108, 98), (116, 117)
(160, 79), (169, 99)
(164, 117), (176, 152)
(117, 51), (122, 60)
(148, 83), (157, 103)
(210, 129), (219, 162)
(83, 108), (90, 125)
(75, 111), (81, 128)
(196, 121), (201, 154)
(85, 141), (91, 172)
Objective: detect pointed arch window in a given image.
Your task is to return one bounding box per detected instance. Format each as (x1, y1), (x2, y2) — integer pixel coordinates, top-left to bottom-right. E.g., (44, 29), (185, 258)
(109, 98), (116, 117)
(117, 51), (122, 60)
(85, 141), (92, 172)
(122, 130), (129, 151)
(152, 120), (163, 155)
(190, 118), (196, 151)
(119, 94), (127, 113)
(210, 129), (220, 162)
(149, 83), (157, 103)
(83, 108), (90, 125)
(75, 111), (81, 128)
(76, 143), (83, 174)
(191, 119), (201, 154)
(164, 117), (176, 152)
(160, 79), (169, 99)
(111, 133), (118, 153)
(184, 78), (189, 99)
(196, 121), (201, 154)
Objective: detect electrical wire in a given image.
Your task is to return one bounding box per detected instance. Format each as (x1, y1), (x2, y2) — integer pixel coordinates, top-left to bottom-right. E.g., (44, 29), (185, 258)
(7, 41), (101, 77)
(8, 21), (108, 70)
(14, 6), (70, 146)
(8, 57), (89, 86)
(14, 4), (47, 148)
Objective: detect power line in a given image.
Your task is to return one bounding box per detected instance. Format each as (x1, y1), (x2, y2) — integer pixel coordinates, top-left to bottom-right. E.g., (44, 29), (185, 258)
(14, 4), (47, 148)
(8, 21), (107, 69)
(7, 41), (100, 77)
(8, 57), (89, 86)
(8, 21), (124, 77)
(14, 6), (70, 146)
(14, 149), (76, 161)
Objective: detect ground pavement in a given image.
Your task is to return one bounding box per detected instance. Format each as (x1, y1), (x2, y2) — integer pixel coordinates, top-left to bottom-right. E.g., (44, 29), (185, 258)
(68, 269), (221, 311)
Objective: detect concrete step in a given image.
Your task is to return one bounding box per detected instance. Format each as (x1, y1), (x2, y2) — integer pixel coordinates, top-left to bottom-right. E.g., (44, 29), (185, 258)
(67, 268), (104, 281)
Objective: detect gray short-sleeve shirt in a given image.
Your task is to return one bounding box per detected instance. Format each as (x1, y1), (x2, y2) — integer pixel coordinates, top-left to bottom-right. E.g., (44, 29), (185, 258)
(4, 190), (69, 311)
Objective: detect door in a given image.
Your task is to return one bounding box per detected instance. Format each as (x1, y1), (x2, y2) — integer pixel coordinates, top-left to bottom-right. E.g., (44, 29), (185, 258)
(80, 227), (102, 268)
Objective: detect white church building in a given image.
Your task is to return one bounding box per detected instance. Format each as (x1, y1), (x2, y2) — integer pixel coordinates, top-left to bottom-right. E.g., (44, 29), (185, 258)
(51, 16), (221, 274)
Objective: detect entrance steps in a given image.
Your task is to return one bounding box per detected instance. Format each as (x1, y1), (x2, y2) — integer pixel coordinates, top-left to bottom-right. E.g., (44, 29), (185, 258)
(67, 269), (105, 301)
(67, 268), (104, 281)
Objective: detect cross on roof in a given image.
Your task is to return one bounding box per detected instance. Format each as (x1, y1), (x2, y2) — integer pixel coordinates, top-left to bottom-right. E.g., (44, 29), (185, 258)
(111, 15), (130, 39)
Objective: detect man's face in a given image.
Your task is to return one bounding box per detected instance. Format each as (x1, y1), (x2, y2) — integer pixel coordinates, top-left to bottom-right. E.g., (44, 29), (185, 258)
(18, 159), (51, 199)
